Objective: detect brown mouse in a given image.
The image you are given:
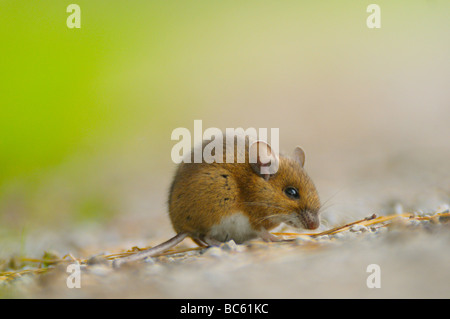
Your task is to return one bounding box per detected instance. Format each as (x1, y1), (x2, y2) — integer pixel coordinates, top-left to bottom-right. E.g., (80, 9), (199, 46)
(113, 132), (320, 268)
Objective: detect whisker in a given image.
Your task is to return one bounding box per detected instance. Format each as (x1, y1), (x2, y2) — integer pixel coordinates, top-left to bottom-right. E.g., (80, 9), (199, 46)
(243, 201), (289, 224)
(242, 201), (287, 211)
(253, 213), (283, 224)
(319, 184), (348, 208)
(242, 201), (305, 227)
(319, 202), (337, 213)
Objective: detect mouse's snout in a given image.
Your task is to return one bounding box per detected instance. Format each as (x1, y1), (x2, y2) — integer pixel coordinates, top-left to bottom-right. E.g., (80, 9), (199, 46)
(285, 210), (320, 230)
(300, 210), (320, 230)
(304, 218), (320, 230)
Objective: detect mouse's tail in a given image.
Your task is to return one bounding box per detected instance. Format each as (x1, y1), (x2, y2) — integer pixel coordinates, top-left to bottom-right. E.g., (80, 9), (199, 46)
(112, 232), (188, 268)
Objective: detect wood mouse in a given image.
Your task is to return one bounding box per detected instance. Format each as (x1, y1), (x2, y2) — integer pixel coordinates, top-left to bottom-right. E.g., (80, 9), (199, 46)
(113, 132), (320, 268)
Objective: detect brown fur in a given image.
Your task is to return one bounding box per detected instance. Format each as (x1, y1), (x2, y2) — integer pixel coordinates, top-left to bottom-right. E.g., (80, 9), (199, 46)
(168, 134), (321, 243)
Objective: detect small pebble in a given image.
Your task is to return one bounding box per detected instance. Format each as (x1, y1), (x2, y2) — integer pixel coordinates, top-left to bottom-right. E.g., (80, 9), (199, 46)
(406, 219), (420, 227)
(166, 257), (175, 263)
(315, 235), (329, 241)
(435, 204), (450, 223)
(203, 247), (225, 258)
(416, 210), (425, 216)
(350, 225), (369, 232)
(156, 256), (175, 263)
(435, 204), (449, 214)
(144, 257), (156, 265)
(332, 233), (345, 239)
(86, 255), (109, 266)
(220, 240), (245, 252)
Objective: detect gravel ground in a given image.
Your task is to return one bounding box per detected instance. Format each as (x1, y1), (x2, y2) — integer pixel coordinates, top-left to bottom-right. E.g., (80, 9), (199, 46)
(2, 207), (450, 299)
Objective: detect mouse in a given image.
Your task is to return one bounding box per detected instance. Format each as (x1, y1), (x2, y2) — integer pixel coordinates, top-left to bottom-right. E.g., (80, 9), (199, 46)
(113, 132), (321, 268)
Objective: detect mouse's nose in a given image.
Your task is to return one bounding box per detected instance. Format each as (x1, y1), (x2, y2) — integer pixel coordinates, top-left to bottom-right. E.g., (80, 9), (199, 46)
(302, 212), (320, 230)
(306, 219), (320, 230)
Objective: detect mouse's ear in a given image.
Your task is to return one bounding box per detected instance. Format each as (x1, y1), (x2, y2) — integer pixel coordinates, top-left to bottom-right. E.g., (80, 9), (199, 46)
(249, 140), (279, 181)
(293, 146), (305, 167)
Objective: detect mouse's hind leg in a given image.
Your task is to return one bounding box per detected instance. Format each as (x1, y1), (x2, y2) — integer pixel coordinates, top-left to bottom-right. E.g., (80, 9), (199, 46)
(192, 237), (208, 247)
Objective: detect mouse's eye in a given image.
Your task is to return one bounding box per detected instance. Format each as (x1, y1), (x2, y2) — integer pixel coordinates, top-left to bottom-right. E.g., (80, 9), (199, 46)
(284, 187), (300, 199)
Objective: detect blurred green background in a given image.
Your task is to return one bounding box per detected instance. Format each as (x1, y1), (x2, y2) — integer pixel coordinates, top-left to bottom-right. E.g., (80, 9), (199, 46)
(1, 1), (449, 256)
